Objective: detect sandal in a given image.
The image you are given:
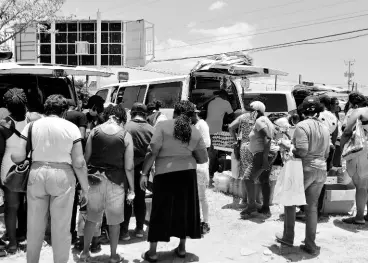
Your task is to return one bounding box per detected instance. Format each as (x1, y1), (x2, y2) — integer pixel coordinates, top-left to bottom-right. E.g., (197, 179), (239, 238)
(108, 254), (123, 263)
(79, 252), (91, 262)
(342, 217), (365, 225)
(141, 251), (158, 263)
(6, 245), (18, 255)
(174, 247), (186, 258)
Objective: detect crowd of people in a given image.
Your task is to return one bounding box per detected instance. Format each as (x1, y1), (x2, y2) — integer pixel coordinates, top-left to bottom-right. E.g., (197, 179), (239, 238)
(0, 86), (367, 262)
(0, 89), (209, 263)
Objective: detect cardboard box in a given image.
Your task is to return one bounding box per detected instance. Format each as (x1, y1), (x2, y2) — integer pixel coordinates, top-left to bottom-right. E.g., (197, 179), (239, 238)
(321, 184), (355, 215)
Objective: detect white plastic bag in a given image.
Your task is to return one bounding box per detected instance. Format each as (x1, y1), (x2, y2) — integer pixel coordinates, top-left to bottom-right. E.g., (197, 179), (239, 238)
(213, 171), (231, 193)
(273, 157), (306, 206)
(231, 152), (240, 179)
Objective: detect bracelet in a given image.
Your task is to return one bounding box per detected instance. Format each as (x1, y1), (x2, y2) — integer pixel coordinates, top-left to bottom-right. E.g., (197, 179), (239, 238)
(140, 171), (148, 177)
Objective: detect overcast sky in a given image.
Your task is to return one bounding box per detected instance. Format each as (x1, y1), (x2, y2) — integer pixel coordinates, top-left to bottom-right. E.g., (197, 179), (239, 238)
(59, 0), (368, 90)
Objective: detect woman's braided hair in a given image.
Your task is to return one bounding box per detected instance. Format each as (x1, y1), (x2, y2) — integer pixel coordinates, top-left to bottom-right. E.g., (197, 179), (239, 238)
(173, 100), (195, 144)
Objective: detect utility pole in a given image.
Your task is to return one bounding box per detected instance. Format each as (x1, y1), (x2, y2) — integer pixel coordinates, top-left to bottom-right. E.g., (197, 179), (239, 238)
(274, 75), (277, 91)
(344, 59), (355, 90)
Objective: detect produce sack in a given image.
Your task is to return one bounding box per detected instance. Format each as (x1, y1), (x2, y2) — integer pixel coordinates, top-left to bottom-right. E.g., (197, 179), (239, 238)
(342, 119), (367, 161)
(273, 157), (306, 206)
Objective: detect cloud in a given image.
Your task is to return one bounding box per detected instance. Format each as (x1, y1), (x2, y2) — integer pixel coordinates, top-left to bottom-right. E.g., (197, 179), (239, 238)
(151, 22), (255, 73)
(187, 22), (197, 28)
(190, 22), (254, 37)
(209, 1), (227, 11)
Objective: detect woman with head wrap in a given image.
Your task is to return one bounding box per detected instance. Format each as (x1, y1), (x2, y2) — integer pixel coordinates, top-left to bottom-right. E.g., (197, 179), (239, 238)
(140, 100), (208, 262)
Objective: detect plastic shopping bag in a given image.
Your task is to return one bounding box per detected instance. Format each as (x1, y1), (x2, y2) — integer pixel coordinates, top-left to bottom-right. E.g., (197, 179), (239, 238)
(273, 157), (306, 206)
(231, 152), (240, 179)
(213, 171), (231, 193)
(342, 119), (367, 161)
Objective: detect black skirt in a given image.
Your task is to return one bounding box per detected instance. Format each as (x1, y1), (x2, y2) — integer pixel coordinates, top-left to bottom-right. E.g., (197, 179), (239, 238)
(147, 169), (201, 242)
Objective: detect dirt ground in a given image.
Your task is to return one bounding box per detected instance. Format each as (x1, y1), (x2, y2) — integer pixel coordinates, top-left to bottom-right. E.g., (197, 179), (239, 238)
(1, 189), (368, 263)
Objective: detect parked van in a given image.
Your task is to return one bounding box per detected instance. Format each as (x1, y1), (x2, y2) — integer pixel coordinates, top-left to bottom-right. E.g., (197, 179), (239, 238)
(96, 63), (289, 119)
(0, 63), (112, 108)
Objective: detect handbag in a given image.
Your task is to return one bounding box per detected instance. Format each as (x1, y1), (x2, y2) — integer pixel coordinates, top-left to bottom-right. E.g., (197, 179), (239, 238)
(342, 119), (367, 161)
(3, 122), (34, 193)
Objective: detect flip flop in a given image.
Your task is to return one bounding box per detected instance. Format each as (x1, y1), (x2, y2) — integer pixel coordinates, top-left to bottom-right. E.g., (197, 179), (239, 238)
(141, 251), (158, 263)
(108, 254), (123, 263)
(174, 247), (186, 258)
(79, 252), (91, 262)
(342, 217), (365, 225)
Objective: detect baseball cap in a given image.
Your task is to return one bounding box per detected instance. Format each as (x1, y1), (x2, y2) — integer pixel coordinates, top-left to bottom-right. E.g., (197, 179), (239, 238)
(131, 102), (147, 114)
(250, 101), (266, 114)
(300, 96), (323, 113)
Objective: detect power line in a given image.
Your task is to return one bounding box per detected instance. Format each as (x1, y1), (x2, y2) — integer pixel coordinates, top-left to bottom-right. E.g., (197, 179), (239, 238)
(249, 32), (368, 53)
(156, 12), (368, 51)
(152, 28), (368, 62)
(163, 0), (360, 39)
(177, 3), (366, 44)
(188, 0), (306, 26)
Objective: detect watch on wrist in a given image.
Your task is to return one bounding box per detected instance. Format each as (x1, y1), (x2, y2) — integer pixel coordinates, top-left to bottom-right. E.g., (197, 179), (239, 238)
(140, 171), (148, 177)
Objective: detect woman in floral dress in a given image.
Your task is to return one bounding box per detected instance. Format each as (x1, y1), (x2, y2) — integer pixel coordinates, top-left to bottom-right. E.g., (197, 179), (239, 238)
(229, 110), (255, 205)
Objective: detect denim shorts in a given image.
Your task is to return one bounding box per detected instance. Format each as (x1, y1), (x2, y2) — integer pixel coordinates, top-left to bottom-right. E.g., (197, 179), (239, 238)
(87, 176), (125, 226)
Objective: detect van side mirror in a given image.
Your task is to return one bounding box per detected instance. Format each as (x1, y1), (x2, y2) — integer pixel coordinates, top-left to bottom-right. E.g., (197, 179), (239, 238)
(0, 52), (13, 60)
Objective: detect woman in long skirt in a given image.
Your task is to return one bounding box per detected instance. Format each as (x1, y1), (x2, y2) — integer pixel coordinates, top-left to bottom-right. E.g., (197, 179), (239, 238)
(140, 101), (208, 262)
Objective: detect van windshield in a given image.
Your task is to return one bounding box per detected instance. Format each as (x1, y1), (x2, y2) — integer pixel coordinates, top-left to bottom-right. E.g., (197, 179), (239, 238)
(242, 93), (288, 112)
(0, 75), (74, 111)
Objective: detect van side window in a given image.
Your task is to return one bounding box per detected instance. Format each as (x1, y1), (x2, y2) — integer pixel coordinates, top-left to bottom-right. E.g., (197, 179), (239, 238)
(119, 85), (147, 109)
(242, 94), (288, 112)
(146, 82), (182, 108)
(110, 86), (119, 103)
(95, 89), (109, 101)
